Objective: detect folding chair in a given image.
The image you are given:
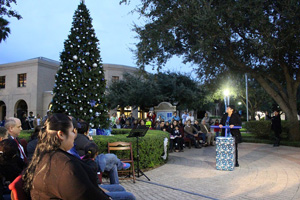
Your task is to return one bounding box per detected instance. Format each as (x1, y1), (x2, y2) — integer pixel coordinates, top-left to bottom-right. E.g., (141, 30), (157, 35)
(108, 142), (135, 183)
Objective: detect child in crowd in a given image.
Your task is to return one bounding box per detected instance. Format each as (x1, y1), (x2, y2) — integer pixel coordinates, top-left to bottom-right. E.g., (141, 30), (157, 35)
(82, 143), (101, 180)
(145, 118), (152, 128)
(170, 126), (184, 152)
(82, 142), (136, 200)
(214, 119), (220, 139)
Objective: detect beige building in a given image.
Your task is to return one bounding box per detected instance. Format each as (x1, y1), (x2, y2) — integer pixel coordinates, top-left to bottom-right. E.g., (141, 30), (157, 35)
(0, 57), (138, 121)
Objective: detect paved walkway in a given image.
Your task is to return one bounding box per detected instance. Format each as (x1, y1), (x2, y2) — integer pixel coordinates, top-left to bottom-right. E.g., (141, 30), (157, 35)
(109, 143), (300, 200)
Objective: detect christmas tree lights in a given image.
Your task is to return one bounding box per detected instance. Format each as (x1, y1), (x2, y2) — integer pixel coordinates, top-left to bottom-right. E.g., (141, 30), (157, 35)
(51, 1), (109, 129)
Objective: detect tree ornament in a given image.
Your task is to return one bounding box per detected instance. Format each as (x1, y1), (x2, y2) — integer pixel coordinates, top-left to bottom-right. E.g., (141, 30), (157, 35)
(80, 107), (83, 111)
(95, 112), (100, 117)
(93, 63), (97, 67)
(73, 55), (78, 60)
(89, 109), (93, 113)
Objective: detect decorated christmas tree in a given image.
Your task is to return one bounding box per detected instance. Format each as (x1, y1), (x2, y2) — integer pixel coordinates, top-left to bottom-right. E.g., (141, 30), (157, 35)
(51, 0), (109, 129)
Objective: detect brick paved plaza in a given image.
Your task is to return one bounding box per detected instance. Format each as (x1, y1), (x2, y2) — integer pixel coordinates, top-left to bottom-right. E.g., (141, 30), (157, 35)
(112, 143), (300, 200)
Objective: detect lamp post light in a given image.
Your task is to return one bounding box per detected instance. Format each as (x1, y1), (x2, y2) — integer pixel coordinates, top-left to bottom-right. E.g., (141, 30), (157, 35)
(223, 89), (230, 112)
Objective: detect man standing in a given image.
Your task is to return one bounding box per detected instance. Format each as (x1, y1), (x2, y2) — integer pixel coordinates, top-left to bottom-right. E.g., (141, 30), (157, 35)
(5, 117), (27, 163)
(28, 111), (35, 129)
(271, 110), (282, 147)
(186, 112), (195, 125)
(181, 111), (188, 124)
(172, 112), (180, 121)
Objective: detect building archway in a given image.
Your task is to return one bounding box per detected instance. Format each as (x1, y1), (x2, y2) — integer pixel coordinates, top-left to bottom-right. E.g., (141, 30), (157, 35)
(15, 100), (28, 119)
(0, 101), (6, 122)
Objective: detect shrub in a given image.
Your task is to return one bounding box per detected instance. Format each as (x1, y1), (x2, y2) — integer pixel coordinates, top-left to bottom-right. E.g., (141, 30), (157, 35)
(93, 129), (169, 169)
(244, 120), (299, 140)
(19, 129), (169, 169)
(244, 121), (271, 139)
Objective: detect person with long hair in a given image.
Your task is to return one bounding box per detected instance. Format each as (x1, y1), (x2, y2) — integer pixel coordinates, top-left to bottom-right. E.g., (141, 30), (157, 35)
(22, 113), (111, 200)
(219, 105), (242, 167)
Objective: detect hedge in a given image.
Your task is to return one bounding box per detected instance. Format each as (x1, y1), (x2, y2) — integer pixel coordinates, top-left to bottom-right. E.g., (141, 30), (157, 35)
(94, 129), (169, 169)
(19, 129), (169, 170)
(244, 120), (299, 140)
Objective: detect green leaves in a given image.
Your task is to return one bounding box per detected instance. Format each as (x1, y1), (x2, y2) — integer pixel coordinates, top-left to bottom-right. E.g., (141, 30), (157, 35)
(107, 71), (204, 111)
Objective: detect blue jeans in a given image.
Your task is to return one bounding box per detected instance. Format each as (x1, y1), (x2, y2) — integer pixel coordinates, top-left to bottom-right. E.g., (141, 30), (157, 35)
(198, 133), (206, 143)
(101, 184), (136, 200)
(95, 153), (124, 184)
(215, 131), (220, 139)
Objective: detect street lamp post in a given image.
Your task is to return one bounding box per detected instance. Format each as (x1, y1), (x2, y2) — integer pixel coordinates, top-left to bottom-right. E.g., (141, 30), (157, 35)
(245, 74), (249, 121)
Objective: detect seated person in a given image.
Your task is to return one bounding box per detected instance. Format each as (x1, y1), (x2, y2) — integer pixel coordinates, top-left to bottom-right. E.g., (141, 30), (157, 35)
(194, 120), (207, 146)
(22, 114), (111, 199)
(200, 120), (214, 146)
(82, 143), (136, 200)
(131, 119), (138, 129)
(156, 121), (165, 131)
(0, 139), (26, 199)
(113, 119), (122, 129)
(123, 120), (131, 129)
(170, 126), (183, 152)
(26, 126), (41, 163)
(184, 120), (201, 148)
(0, 127), (8, 141)
(137, 119), (147, 129)
(74, 120), (130, 184)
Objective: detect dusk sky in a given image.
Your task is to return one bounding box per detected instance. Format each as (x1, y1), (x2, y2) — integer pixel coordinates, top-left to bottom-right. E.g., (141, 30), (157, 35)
(0, 0), (194, 75)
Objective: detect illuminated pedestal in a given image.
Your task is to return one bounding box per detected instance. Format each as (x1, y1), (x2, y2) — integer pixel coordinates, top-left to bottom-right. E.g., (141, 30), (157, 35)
(216, 137), (235, 171)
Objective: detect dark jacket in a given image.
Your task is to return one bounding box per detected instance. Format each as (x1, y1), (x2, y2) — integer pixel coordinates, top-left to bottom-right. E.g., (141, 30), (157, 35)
(26, 138), (38, 163)
(220, 113), (242, 143)
(30, 149), (110, 200)
(271, 115), (282, 132)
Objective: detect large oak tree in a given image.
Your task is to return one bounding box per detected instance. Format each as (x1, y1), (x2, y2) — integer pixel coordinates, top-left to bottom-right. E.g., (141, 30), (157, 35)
(122, 0), (300, 140)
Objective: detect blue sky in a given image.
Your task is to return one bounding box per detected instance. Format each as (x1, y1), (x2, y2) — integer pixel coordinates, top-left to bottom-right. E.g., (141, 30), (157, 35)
(0, 0), (194, 75)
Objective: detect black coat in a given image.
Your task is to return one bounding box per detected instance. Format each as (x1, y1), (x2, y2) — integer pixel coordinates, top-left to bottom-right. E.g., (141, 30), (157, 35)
(271, 115), (282, 132)
(220, 113), (242, 143)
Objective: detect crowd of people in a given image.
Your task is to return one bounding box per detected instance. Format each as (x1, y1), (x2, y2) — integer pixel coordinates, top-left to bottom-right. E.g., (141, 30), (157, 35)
(1, 107), (284, 199)
(110, 111), (223, 152)
(0, 114), (136, 200)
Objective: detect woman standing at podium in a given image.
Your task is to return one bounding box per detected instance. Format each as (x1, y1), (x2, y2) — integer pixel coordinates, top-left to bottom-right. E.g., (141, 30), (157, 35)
(219, 105), (242, 167)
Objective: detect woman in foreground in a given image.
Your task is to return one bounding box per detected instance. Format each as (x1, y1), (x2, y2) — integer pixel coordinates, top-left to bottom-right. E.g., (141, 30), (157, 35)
(23, 113), (111, 200)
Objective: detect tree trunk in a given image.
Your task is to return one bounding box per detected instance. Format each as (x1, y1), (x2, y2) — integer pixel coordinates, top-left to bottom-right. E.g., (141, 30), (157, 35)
(255, 75), (300, 141)
(284, 109), (300, 141)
